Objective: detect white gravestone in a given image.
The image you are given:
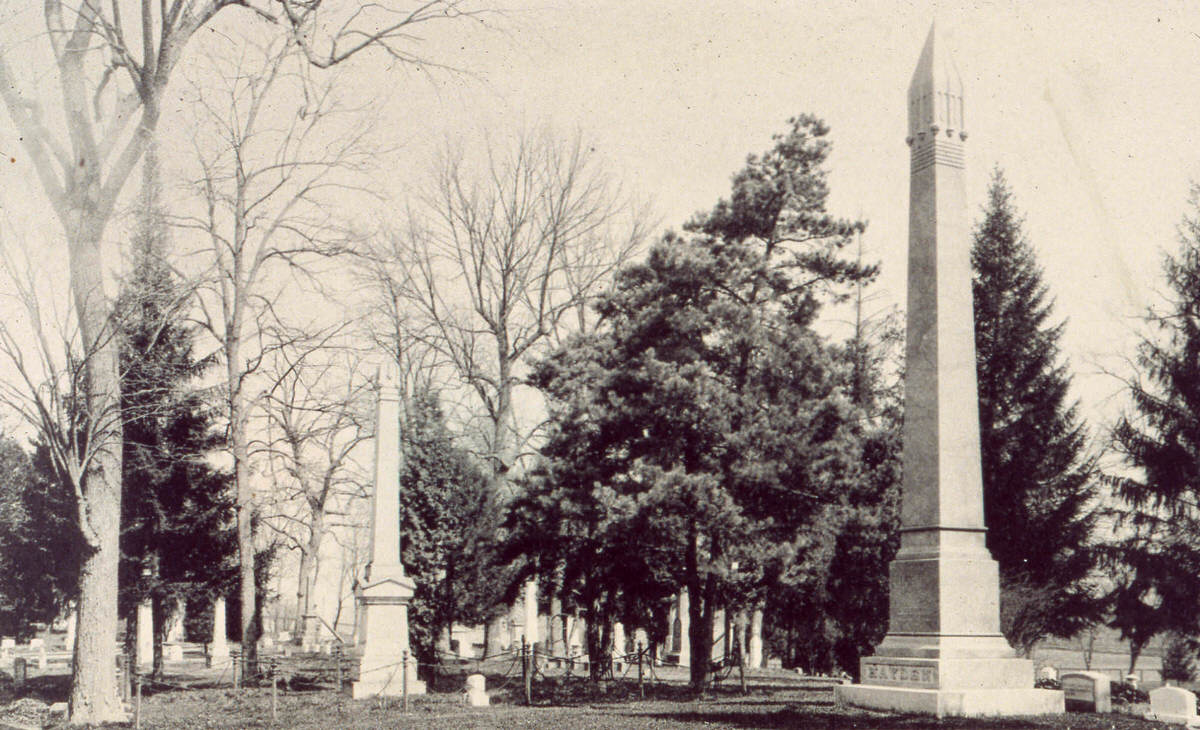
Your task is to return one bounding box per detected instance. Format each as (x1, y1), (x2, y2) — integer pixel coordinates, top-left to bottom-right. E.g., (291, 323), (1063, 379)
(1061, 671), (1110, 713)
(1148, 686), (1200, 726)
(748, 609), (763, 669)
(64, 607), (77, 653)
(523, 580), (538, 648)
(166, 599), (185, 643)
(137, 599), (153, 670)
(210, 597), (229, 664)
(1038, 665), (1057, 682)
(465, 673), (489, 707)
(28, 638), (46, 668)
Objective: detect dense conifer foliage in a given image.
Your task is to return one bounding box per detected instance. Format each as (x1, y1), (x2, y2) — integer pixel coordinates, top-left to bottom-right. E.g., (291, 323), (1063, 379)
(1109, 186), (1200, 666)
(971, 169), (1101, 654)
(117, 157), (238, 678)
(512, 117), (900, 685)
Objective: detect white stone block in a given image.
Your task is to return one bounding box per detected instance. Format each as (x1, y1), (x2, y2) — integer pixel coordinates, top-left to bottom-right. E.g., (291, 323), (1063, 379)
(1148, 686), (1200, 726)
(164, 644), (183, 662)
(836, 685), (1065, 718)
(465, 673), (489, 706)
(1061, 671), (1109, 713)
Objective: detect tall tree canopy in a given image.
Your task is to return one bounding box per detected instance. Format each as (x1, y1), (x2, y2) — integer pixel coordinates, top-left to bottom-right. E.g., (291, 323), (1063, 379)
(0, 434), (86, 638)
(118, 149), (237, 679)
(971, 168), (1101, 655)
(517, 116), (890, 687)
(1109, 184), (1200, 667)
(398, 389), (499, 675)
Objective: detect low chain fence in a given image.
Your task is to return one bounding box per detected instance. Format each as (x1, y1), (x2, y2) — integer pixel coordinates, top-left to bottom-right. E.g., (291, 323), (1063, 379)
(103, 637), (777, 727)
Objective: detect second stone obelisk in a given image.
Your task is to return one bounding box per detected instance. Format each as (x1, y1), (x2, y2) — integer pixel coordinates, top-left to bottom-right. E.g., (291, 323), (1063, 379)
(352, 360), (426, 698)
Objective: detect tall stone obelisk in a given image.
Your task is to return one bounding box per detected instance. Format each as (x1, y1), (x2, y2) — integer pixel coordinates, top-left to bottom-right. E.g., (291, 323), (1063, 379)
(351, 361), (425, 698)
(835, 22), (1062, 717)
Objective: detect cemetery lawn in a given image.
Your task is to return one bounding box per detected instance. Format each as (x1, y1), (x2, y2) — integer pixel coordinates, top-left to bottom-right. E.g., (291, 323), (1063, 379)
(1, 672), (1170, 728)
(127, 684), (1162, 729)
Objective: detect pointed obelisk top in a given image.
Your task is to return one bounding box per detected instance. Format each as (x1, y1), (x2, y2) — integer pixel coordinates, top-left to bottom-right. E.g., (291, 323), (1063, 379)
(908, 20), (966, 142)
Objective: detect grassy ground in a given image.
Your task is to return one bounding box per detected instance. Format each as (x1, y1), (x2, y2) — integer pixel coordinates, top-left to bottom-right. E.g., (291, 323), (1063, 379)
(0, 663), (1172, 729)
(127, 685), (1164, 730)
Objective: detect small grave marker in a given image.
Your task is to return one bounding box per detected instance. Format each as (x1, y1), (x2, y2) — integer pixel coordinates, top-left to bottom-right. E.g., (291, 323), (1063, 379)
(465, 673), (488, 707)
(1148, 686), (1200, 726)
(1061, 671), (1109, 713)
(13, 657), (27, 687)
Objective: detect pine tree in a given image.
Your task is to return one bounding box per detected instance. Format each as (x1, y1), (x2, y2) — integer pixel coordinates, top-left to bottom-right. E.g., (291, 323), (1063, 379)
(1109, 184), (1200, 665)
(823, 293), (902, 678)
(0, 434), (87, 637)
(398, 390), (499, 673)
(519, 116), (881, 686)
(971, 168), (1102, 654)
(118, 143), (237, 678)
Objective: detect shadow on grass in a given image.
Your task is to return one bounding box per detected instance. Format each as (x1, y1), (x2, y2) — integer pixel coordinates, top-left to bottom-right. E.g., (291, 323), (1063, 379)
(0, 674), (71, 705)
(618, 708), (1159, 730)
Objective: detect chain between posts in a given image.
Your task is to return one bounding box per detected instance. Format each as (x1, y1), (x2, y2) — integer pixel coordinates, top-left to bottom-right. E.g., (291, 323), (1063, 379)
(402, 649), (409, 712)
(270, 657), (279, 722)
(521, 635), (532, 706)
(134, 669), (142, 730)
(637, 641), (645, 699)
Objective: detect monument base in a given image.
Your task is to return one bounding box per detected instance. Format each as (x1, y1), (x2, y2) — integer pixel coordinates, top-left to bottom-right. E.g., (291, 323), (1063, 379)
(836, 653), (1063, 718)
(350, 657), (426, 699)
(352, 564), (424, 699)
(835, 685), (1064, 718)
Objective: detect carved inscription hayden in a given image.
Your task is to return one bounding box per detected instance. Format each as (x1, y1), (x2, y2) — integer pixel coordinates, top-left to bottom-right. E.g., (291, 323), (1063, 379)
(863, 661), (938, 686)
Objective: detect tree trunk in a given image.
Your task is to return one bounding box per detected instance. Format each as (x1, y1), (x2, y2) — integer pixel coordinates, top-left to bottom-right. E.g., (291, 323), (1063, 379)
(293, 544), (312, 642)
(67, 218), (126, 723)
(700, 572), (717, 677)
(494, 341), (515, 486)
(294, 511), (324, 644)
(585, 597), (611, 682)
(231, 409), (258, 665)
(152, 594), (166, 681)
(1129, 638), (1144, 675)
(686, 528), (706, 690)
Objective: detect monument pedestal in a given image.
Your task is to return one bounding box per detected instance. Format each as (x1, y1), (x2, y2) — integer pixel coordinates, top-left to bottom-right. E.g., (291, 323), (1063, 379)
(351, 565), (426, 699)
(837, 685), (1063, 717)
(836, 537), (1063, 716)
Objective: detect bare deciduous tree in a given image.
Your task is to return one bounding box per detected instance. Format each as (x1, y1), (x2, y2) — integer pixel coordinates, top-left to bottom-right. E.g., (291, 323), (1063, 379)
(0, 0), (485, 719)
(369, 129), (650, 489)
(177, 38), (379, 669)
(258, 345), (371, 645)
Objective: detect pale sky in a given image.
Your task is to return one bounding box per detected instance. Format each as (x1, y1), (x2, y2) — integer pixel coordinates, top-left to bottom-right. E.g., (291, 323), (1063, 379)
(371, 0), (1199, 438)
(4, 1), (1197, 434)
(3, 1), (1199, 617)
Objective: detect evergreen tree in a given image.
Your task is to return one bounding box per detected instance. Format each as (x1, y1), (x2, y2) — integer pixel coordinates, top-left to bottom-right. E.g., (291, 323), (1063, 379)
(398, 390), (499, 675)
(0, 434), (87, 638)
(971, 168), (1101, 654)
(1161, 633), (1197, 684)
(1109, 184), (1200, 663)
(822, 302), (902, 678)
(520, 116), (883, 687)
(118, 144), (237, 678)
